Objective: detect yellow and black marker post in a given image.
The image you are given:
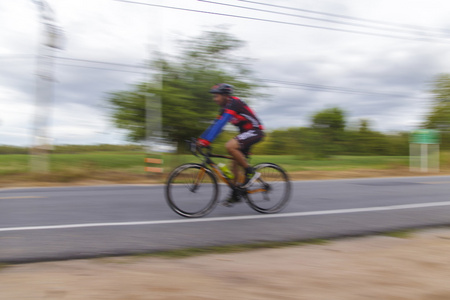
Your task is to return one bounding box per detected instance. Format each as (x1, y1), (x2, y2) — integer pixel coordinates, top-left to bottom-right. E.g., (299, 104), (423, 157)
(145, 157), (164, 177)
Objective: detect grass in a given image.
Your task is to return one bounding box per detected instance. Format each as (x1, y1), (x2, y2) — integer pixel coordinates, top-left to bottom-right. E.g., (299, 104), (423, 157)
(0, 154), (30, 176)
(381, 229), (417, 239)
(0, 152), (447, 184)
(101, 229), (423, 262)
(249, 155), (410, 172)
(1, 227), (445, 264)
(94, 228), (423, 262)
(0, 152), (149, 182)
(132, 239), (329, 259)
(0, 153), (410, 173)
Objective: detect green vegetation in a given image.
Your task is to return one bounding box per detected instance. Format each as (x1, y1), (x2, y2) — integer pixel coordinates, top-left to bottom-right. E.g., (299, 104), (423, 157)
(238, 155), (409, 172)
(0, 154), (30, 176)
(382, 229), (416, 239)
(0, 144), (144, 155)
(1, 140), (449, 184)
(423, 73), (450, 150)
(0, 152), (144, 175)
(163, 152), (412, 172)
(94, 227), (435, 261)
(213, 128), (409, 158)
(108, 29), (262, 148)
(0, 152), (413, 179)
(3, 70), (450, 183)
(203, 107), (411, 158)
(0, 145), (29, 155)
(133, 239), (328, 259)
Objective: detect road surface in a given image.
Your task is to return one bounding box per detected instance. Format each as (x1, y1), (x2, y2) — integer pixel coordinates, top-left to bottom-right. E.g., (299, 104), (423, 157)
(1, 176), (449, 263)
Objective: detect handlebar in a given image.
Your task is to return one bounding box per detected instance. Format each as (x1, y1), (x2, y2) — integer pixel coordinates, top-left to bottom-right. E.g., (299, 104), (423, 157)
(185, 138), (211, 158)
(185, 138), (234, 160)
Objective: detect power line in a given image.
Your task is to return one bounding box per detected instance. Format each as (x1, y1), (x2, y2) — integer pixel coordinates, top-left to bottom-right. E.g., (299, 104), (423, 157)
(56, 56), (146, 69)
(199, 0), (449, 39)
(1, 53), (424, 99)
(1, 55), (148, 70)
(50, 55), (423, 99)
(262, 79), (426, 99)
(55, 62), (144, 74)
(236, 0), (450, 35)
(112, 0), (450, 43)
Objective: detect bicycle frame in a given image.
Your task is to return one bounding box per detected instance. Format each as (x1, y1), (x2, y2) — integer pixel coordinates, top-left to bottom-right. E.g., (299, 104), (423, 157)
(188, 140), (267, 194)
(196, 148), (237, 188)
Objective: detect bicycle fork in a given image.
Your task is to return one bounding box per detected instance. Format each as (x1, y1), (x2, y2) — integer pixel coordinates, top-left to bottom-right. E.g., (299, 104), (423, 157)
(190, 167), (206, 193)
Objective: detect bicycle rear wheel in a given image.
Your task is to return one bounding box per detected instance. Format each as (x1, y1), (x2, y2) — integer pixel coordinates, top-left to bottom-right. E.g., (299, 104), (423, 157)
(165, 163), (218, 218)
(245, 163), (291, 213)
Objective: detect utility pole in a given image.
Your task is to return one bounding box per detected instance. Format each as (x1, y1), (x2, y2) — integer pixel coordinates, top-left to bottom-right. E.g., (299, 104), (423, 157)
(30, 0), (64, 172)
(144, 9), (164, 176)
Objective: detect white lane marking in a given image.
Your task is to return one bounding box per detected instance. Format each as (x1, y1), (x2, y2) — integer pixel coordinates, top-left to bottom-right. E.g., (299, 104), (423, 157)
(0, 196), (44, 200)
(2, 201), (450, 233)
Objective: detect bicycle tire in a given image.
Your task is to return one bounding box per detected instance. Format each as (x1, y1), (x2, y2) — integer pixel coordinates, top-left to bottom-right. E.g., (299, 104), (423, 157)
(245, 163), (291, 214)
(165, 163), (219, 218)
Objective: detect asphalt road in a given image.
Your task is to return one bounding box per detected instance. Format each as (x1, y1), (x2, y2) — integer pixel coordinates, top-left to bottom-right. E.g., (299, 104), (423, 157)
(1, 176), (450, 263)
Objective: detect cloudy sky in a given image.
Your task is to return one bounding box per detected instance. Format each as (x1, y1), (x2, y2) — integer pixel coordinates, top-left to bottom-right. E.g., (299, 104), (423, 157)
(1, 0), (450, 145)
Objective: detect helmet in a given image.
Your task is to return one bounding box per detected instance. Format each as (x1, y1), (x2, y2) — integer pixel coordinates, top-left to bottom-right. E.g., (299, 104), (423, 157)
(209, 83), (234, 95)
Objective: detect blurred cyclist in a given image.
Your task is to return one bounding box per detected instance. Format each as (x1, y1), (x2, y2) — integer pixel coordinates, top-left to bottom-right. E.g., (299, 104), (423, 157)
(197, 83), (265, 205)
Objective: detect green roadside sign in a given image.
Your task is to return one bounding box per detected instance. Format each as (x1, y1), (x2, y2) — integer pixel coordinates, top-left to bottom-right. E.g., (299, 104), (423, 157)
(410, 129), (440, 144)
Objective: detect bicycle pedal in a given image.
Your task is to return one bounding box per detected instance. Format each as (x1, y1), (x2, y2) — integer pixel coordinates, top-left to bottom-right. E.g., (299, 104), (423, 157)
(221, 200), (235, 207)
(222, 197), (242, 207)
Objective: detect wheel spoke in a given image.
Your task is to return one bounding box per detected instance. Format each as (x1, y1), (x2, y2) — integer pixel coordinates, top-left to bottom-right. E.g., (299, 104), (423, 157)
(246, 163), (290, 213)
(166, 165), (218, 218)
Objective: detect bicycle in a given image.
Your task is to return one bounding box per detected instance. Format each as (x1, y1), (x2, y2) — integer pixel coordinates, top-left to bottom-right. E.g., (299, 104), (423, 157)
(165, 139), (291, 218)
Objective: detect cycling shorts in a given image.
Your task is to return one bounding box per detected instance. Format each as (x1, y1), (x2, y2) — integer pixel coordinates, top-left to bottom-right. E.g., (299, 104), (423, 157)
(234, 129), (264, 156)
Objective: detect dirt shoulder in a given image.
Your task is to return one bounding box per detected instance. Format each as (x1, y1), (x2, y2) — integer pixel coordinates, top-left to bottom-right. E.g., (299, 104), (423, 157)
(1, 168), (449, 189)
(2, 228), (450, 300)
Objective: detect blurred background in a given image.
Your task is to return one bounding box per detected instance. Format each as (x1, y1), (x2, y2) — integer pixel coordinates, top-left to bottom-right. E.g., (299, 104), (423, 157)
(1, 0), (450, 185)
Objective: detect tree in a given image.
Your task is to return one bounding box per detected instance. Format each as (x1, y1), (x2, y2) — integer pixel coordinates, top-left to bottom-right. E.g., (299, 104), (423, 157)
(312, 107), (346, 131)
(424, 74), (450, 130)
(353, 119), (376, 155)
(423, 74), (450, 149)
(311, 107), (346, 156)
(358, 119), (370, 134)
(108, 30), (262, 150)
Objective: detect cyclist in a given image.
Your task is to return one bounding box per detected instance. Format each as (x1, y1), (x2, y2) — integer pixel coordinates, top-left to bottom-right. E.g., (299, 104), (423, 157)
(197, 83), (265, 205)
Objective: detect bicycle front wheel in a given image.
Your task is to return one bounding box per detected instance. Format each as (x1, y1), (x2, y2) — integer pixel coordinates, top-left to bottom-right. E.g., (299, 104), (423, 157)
(165, 163), (219, 218)
(245, 163), (291, 214)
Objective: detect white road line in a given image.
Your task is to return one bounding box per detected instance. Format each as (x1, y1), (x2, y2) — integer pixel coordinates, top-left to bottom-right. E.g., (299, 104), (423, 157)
(2, 201), (450, 233)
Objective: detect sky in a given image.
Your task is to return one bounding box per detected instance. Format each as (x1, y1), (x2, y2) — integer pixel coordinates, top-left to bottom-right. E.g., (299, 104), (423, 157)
(1, 0), (450, 146)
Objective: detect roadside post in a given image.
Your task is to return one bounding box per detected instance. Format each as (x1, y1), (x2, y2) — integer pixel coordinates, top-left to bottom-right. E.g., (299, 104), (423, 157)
(30, 0), (64, 173)
(409, 129), (440, 172)
(144, 7), (164, 179)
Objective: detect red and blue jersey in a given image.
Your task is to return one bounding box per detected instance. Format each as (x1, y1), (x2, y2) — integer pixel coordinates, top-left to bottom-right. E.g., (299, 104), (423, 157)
(199, 97), (264, 146)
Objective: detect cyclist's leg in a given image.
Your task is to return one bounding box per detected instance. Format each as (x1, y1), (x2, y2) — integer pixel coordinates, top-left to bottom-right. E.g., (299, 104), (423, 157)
(225, 138), (249, 170)
(222, 151), (243, 206)
(226, 130), (264, 186)
(231, 159), (241, 185)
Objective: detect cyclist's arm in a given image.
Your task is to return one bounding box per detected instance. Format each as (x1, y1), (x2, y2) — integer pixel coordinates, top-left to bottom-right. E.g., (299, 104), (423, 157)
(200, 121), (215, 139)
(198, 112), (233, 146)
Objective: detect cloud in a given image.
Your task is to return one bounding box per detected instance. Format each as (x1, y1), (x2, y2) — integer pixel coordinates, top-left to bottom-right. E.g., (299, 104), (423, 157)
(1, 0), (450, 145)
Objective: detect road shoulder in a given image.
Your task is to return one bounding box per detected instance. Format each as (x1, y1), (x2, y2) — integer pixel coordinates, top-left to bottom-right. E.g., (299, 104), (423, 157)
(2, 228), (450, 300)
